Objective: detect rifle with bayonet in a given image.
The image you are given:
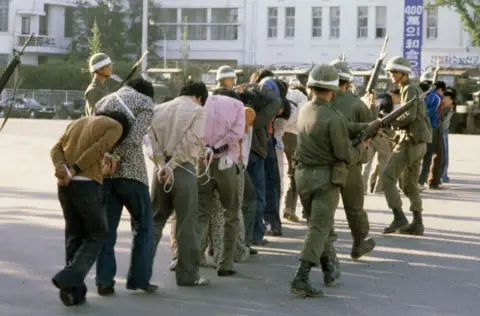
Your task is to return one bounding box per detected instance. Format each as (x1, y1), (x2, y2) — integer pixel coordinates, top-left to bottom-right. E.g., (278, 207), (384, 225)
(352, 95), (419, 146)
(340, 53), (346, 62)
(0, 33), (35, 132)
(423, 60), (441, 97)
(364, 36), (389, 95)
(116, 50), (149, 91)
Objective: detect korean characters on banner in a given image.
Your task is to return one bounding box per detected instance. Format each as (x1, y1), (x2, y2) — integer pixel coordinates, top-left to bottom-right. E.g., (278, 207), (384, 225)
(403, 0), (424, 77)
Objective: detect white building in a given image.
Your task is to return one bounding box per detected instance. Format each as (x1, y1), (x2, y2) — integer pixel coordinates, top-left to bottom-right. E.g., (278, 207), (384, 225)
(0, 0), (479, 70)
(0, 0), (74, 66)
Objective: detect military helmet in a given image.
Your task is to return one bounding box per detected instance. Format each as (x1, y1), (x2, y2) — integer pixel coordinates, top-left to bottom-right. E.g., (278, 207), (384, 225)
(89, 53), (112, 73)
(329, 59), (353, 82)
(306, 64), (339, 91)
(420, 71), (434, 82)
(385, 56), (411, 74)
(216, 65), (236, 80)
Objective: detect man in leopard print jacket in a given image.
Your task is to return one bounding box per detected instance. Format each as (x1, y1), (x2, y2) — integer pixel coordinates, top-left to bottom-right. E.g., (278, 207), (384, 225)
(93, 78), (157, 295)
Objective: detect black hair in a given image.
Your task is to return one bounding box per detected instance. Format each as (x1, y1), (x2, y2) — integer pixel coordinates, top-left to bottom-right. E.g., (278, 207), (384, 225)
(444, 88), (456, 100)
(419, 82), (430, 93)
(379, 93), (394, 116)
(389, 88), (401, 95)
(434, 81), (447, 92)
(179, 80), (209, 105)
(310, 86), (331, 94)
(290, 84), (308, 96)
(126, 78), (154, 99)
(339, 79), (350, 86)
(96, 110), (131, 143)
(250, 68), (275, 83)
(213, 88), (242, 101)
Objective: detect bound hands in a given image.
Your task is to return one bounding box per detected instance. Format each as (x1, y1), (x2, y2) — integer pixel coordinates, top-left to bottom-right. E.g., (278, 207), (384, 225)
(102, 154), (118, 176)
(55, 164), (74, 186)
(157, 166), (172, 185)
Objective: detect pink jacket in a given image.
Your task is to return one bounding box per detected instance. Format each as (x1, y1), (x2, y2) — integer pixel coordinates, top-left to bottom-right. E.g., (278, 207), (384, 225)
(204, 95), (245, 162)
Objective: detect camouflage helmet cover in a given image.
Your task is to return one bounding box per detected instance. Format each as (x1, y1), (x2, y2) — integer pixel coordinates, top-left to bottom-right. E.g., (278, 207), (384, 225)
(216, 65), (236, 80)
(385, 56), (411, 74)
(89, 53), (112, 73)
(329, 59), (353, 82)
(306, 64), (339, 91)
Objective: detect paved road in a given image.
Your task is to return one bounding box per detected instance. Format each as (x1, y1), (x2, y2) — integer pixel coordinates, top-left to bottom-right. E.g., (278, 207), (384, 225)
(0, 119), (479, 316)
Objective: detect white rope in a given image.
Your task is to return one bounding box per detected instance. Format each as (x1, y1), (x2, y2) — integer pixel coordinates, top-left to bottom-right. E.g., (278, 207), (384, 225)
(158, 147), (214, 193)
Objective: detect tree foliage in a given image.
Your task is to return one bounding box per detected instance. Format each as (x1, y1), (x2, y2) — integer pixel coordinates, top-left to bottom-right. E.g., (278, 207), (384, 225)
(88, 19), (102, 58)
(428, 0), (480, 46)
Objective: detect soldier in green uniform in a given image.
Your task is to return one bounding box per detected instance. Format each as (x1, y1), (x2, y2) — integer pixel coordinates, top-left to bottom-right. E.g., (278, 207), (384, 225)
(85, 53), (113, 116)
(381, 56), (432, 235)
(316, 60), (377, 288)
(290, 64), (370, 297)
(215, 65), (237, 89)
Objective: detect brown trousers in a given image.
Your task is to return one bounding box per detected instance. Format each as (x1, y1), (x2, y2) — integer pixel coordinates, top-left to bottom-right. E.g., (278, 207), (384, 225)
(428, 127), (445, 186)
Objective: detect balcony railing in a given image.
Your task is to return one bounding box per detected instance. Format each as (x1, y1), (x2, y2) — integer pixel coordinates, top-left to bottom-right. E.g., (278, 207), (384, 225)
(17, 35), (71, 50)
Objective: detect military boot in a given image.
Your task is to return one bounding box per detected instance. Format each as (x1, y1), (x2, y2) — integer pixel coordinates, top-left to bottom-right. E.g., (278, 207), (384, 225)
(383, 209), (409, 234)
(334, 256), (341, 279)
(351, 238), (376, 261)
(291, 260), (324, 297)
(320, 256), (336, 287)
(399, 211), (424, 235)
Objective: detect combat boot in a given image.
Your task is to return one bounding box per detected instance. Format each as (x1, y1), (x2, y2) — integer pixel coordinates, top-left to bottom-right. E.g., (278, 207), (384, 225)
(320, 256), (336, 287)
(334, 256), (340, 279)
(383, 208), (409, 234)
(399, 211), (424, 235)
(291, 260), (324, 297)
(351, 238), (376, 261)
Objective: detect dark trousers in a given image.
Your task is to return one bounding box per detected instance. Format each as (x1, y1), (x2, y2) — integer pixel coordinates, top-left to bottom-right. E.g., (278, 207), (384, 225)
(53, 181), (107, 297)
(263, 136), (282, 232)
(428, 127), (445, 186)
(418, 128), (437, 185)
(95, 178), (154, 289)
(242, 170), (257, 247)
(246, 152), (266, 244)
(151, 163), (201, 286)
(282, 132), (298, 215)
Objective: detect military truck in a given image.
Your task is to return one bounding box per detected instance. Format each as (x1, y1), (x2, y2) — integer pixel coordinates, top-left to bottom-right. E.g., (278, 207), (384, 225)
(424, 65), (480, 134)
(348, 63), (394, 97)
(203, 69), (245, 90)
(271, 69), (310, 85)
(145, 68), (183, 103)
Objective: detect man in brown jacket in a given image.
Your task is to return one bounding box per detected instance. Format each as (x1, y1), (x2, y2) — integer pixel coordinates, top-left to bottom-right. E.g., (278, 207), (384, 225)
(50, 111), (130, 306)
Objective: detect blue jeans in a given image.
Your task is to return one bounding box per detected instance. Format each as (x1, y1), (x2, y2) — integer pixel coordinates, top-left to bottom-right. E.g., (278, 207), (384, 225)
(96, 178), (155, 289)
(442, 128), (449, 180)
(247, 152), (266, 244)
(263, 136), (282, 232)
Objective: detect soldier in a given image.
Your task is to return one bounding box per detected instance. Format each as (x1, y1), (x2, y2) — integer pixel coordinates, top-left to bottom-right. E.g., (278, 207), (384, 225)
(85, 53), (112, 116)
(290, 64), (369, 297)
(315, 60), (376, 287)
(381, 56), (432, 235)
(215, 65), (237, 89)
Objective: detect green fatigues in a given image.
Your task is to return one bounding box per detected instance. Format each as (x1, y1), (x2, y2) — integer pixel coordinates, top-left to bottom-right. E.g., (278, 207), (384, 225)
(151, 163), (201, 286)
(197, 159), (239, 271)
(328, 91), (373, 246)
(381, 80), (431, 212)
(85, 78), (108, 116)
(295, 98), (361, 266)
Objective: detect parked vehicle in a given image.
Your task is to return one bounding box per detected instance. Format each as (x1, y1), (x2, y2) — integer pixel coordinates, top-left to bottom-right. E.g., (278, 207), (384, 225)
(0, 97), (55, 119)
(55, 99), (86, 119)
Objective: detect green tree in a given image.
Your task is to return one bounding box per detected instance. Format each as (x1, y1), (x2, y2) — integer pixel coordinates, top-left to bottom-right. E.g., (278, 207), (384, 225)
(88, 19), (102, 58)
(427, 1), (480, 46)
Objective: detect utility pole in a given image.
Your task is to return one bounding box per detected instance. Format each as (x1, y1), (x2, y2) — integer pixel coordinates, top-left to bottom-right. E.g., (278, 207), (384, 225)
(141, 0), (148, 74)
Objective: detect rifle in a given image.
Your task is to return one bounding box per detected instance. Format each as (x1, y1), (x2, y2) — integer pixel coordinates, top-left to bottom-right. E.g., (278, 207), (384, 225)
(352, 95), (419, 146)
(0, 33), (35, 133)
(116, 50), (148, 90)
(423, 60), (441, 97)
(340, 53), (346, 62)
(365, 36), (389, 95)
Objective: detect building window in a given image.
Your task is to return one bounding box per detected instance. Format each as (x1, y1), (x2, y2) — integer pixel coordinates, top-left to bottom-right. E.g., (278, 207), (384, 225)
(64, 7), (74, 37)
(357, 6), (368, 38)
(21, 17), (30, 35)
(329, 7), (340, 38)
(0, 0), (8, 32)
(39, 5), (48, 36)
(211, 8), (238, 41)
(375, 6), (387, 38)
(285, 7), (295, 38)
(267, 7), (277, 38)
(311, 7), (322, 38)
(426, 7), (438, 39)
(181, 8), (207, 40)
(154, 8), (178, 40)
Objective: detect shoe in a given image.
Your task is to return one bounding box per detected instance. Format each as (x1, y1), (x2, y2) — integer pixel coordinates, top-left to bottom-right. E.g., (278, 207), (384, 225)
(351, 238), (376, 261)
(217, 270), (236, 277)
(283, 213), (299, 222)
(442, 177), (450, 183)
(252, 239), (268, 246)
(59, 284), (87, 306)
(291, 260), (324, 297)
(383, 209), (409, 234)
(126, 284), (159, 293)
(400, 211), (424, 235)
(249, 247), (258, 255)
(320, 257), (336, 288)
(429, 184), (442, 190)
(266, 229), (282, 237)
(193, 277), (210, 285)
(97, 284), (115, 296)
(168, 259), (178, 271)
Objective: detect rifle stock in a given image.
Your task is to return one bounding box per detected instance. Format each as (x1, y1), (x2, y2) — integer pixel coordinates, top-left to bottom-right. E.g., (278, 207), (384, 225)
(365, 36), (389, 94)
(352, 95), (418, 146)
